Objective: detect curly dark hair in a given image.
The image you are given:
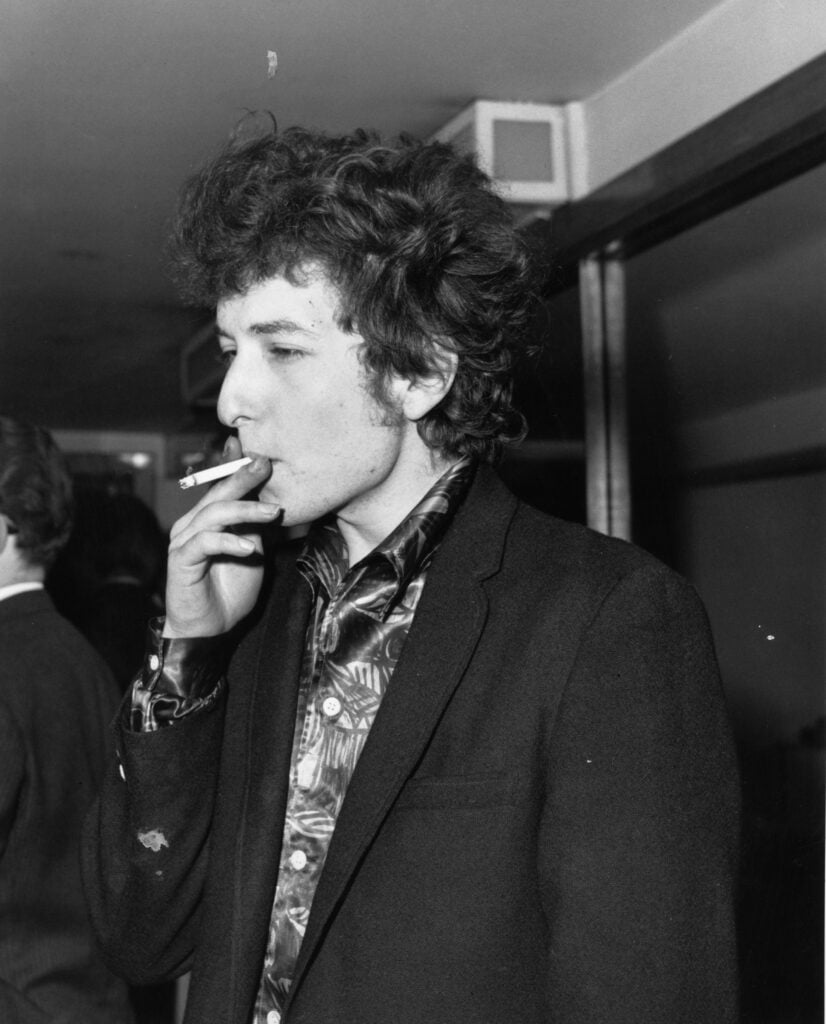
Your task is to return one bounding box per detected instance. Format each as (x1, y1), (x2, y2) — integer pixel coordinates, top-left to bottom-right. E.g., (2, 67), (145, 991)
(169, 121), (536, 462)
(0, 416), (74, 569)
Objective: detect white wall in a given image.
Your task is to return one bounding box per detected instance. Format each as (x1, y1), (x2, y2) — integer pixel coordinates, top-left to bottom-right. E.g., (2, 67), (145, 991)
(578, 0), (826, 193)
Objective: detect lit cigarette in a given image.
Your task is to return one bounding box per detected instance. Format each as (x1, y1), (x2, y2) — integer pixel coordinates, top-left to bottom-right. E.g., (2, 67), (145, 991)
(179, 457), (253, 489)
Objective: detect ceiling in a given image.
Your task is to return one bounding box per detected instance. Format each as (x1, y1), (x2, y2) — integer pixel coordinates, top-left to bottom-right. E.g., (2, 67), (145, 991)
(0, 0), (787, 434)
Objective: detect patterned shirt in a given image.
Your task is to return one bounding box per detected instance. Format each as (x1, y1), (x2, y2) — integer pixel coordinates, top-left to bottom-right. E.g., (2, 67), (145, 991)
(252, 457), (473, 1023)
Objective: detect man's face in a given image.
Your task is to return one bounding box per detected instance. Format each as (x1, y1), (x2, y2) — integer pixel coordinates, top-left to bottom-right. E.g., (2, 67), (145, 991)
(216, 271), (422, 549)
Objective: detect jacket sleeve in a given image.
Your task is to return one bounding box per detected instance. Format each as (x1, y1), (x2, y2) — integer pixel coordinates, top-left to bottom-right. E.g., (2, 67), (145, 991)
(0, 710), (49, 1022)
(0, 704), (25, 860)
(82, 684), (228, 985)
(0, 980), (52, 1024)
(539, 562), (740, 1024)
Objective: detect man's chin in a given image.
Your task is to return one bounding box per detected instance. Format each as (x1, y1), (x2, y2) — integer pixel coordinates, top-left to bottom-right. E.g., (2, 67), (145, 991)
(256, 479), (281, 506)
(259, 487), (299, 526)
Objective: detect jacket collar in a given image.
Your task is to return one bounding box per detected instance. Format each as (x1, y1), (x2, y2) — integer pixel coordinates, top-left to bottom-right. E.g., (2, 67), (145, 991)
(0, 580), (44, 602)
(0, 586), (54, 620)
(296, 456), (475, 621)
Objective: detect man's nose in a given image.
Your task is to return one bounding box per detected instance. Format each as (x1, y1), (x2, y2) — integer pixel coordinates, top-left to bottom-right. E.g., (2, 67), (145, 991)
(216, 356), (252, 427)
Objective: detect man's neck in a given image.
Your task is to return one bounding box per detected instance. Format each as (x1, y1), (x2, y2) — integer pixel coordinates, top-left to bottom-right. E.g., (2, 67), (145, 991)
(0, 553), (45, 590)
(337, 452), (461, 566)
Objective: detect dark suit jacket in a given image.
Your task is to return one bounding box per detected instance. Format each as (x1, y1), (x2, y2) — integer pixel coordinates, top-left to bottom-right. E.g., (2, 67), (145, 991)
(0, 589), (134, 1024)
(84, 468), (740, 1023)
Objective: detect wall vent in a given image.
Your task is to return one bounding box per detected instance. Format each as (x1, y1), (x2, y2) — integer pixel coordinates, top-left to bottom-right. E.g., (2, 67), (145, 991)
(431, 100), (575, 206)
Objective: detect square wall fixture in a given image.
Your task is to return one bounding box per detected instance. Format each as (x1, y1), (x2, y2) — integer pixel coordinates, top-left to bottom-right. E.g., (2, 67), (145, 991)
(432, 100), (571, 205)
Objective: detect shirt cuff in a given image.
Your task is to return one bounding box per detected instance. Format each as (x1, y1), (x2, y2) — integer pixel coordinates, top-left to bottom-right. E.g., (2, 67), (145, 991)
(128, 617), (229, 732)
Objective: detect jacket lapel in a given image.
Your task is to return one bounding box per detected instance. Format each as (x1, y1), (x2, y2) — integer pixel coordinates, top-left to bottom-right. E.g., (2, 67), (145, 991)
(286, 467), (518, 1006)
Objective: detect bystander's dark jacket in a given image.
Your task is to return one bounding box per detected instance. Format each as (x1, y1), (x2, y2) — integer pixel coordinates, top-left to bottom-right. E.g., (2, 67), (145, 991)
(84, 467), (740, 1024)
(0, 589), (133, 1023)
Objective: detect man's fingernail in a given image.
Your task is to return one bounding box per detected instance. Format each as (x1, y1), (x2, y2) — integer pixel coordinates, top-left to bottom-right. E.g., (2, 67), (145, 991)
(223, 436), (234, 457)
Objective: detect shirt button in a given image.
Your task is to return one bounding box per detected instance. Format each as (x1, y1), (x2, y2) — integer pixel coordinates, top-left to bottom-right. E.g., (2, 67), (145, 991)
(148, 654), (160, 671)
(118, 763), (126, 781)
(267, 1011), (280, 1024)
(321, 696), (342, 719)
(289, 849), (308, 871)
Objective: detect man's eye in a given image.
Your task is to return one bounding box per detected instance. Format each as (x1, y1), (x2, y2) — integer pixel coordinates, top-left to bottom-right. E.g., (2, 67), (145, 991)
(216, 349), (235, 366)
(268, 346), (302, 361)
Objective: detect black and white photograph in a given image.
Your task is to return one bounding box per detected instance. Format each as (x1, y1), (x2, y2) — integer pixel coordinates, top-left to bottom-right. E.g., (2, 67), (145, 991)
(0, 1), (824, 1022)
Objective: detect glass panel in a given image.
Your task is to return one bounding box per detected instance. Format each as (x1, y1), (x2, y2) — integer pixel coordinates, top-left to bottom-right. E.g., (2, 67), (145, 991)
(625, 162), (826, 1023)
(501, 286), (586, 523)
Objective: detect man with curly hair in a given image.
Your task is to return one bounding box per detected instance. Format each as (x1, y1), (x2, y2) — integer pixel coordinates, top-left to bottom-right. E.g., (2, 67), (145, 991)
(85, 124), (739, 1024)
(0, 416), (134, 1024)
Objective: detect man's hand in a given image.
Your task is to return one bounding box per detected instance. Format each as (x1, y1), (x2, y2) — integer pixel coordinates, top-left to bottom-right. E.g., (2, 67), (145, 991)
(163, 441), (281, 638)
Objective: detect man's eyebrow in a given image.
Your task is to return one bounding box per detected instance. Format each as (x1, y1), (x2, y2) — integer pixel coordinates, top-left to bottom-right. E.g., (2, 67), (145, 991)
(216, 318), (309, 340)
(250, 318), (309, 336)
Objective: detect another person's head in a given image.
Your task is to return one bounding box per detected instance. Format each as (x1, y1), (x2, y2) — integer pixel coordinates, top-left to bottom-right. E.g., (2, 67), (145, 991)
(170, 122), (534, 466)
(92, 492), (165, 592)
(0, 416), (73, 582)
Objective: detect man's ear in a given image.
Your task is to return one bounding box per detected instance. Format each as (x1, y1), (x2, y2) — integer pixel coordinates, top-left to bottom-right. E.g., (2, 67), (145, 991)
(395, 345), (458, 423)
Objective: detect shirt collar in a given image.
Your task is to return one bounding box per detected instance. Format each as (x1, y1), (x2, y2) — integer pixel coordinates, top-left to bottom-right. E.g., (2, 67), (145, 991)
(298, 457), (475, 618)
(0, 580), (44, 603)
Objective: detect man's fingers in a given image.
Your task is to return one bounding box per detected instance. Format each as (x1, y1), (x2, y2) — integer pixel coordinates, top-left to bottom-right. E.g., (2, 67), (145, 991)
(174, 453), (273, 531)
(171, 528), (263, 566)
(222, 434), (243, 462)
(171, 498), (281, 544)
